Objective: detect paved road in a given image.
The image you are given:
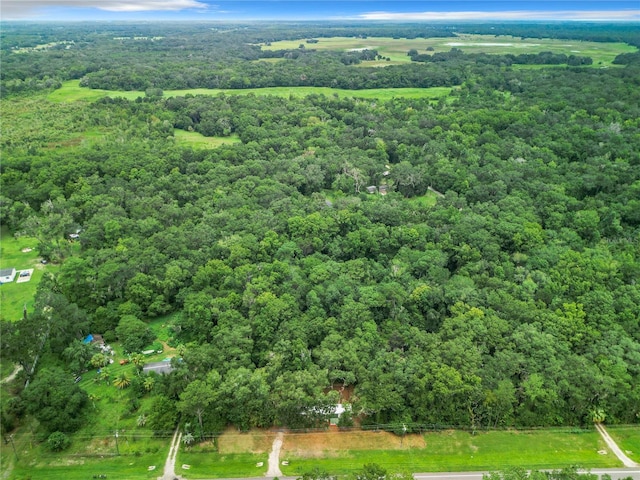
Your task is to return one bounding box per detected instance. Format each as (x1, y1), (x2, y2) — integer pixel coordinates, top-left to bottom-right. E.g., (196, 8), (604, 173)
(199, 469), (640, 480)
(413, 470), (640, 480)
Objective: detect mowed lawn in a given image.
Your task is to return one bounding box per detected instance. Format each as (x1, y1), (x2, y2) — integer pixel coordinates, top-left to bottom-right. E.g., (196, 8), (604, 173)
(9, 450), (167, 480)
(0, 226), (56, 322)
(278, 429), (620, 475)
(175, 429), (275, 478)
(261, 34), (637, 66)
(607, 425), (640, 463)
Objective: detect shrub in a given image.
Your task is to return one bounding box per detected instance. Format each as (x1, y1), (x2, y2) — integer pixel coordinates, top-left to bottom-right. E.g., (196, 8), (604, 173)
(47, 431), (71, 451)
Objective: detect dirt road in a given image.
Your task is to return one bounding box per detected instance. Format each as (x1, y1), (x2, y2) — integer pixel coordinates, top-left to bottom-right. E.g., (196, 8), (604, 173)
(159, 428), (183, 480)
(266, 432), (284, 477)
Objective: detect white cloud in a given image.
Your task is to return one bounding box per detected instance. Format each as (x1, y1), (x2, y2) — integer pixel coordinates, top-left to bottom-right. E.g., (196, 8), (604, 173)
(359, 10), (640, 21)
(2, 0), (208, 19)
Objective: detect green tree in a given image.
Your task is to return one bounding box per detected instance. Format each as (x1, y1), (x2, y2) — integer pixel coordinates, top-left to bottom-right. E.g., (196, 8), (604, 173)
(115, 315), (154, 353)
(113, 372), (131, 389)
(178, 377), (219, 439)
(22, 367), (88, 434)
(148, 395), (178, 435)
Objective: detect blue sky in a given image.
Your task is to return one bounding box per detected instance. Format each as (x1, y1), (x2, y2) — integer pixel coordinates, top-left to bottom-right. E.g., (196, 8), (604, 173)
(3, 0), (640, 22)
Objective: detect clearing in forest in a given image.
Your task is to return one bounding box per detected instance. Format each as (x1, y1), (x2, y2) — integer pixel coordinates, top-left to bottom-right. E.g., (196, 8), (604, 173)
(48, 80), (455, 103)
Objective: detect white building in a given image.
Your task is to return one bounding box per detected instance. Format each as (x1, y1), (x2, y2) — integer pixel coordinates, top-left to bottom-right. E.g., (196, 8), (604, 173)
(0, 268), (16, 283)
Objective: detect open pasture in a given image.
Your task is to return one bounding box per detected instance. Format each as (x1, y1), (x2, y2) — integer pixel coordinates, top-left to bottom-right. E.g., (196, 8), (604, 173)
(261, 34), (637, 66)
(49, 80), (455, 103)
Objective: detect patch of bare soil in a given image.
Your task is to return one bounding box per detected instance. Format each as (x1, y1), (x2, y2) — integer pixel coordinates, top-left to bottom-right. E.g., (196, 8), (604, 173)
(281, 430), (425, 458)
(159, 341), (177, 354)
(81, 437), (117, 455)
(48, 458), (87, 467)
(217, 428), (277, 454)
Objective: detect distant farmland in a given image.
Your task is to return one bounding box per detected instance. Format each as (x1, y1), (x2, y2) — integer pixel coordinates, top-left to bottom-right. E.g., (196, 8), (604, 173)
(260, 34), (637, 66)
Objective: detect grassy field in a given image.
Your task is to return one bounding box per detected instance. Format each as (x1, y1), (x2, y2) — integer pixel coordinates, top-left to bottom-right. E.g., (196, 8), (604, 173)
(176, 451), (270, 478)
(174, 130), (242, 149)
(48, 80), (455, 103)
(175, 428), (274, 478)
(407, 190), (439, 209)
(4, 425), (627, 479)
(8, 448), (167, 480)
(278, 429), (620, 475)
(607, 425), (640, 463)
(0, 226), (57, 322)
(261, 34), (636, 66)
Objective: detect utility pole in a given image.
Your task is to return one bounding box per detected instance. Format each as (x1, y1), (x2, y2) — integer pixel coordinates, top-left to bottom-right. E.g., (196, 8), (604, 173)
(114, 430), (120, 455)
(9, 434), (19, 461)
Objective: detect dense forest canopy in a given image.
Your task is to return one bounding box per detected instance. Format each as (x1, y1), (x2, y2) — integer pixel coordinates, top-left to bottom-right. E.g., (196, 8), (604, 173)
(1, 22), (639, 440)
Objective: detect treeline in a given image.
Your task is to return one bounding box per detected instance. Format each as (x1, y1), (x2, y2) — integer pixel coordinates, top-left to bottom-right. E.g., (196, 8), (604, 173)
(449, 22), (640, 47)
(79, 55), (465, 90)
(2, 49), (639, 436)
(410, 48), (593, 66)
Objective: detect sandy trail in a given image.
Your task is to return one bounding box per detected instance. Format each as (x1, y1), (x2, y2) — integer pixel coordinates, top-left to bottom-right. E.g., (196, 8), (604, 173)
(0, 365), (23, 384)
(266, 432), (284, 477)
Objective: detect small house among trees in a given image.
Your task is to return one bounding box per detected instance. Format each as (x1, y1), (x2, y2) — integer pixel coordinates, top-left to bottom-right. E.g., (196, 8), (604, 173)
(0, 268), (17, 283)
(143, 360), (174, 375)
(82, 333), (104, 346)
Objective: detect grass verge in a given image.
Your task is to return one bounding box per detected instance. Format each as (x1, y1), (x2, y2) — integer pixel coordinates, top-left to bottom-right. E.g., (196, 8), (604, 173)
(279, 429), (620, 475)
(606, 425), (640, 463)
(176, 451), (269, 478)
(9, 450), (167, 480)
(174, 429), (275, 478)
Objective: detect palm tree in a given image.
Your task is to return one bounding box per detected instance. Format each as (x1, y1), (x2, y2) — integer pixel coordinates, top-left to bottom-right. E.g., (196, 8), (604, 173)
(143, 376), (155, 392)
(182, 432), (195, 448)
(131, 353), (145, 370)
(98, 368), (111, 384)
(91, 353), (109, 369)
(88, 393), (100, 409)
(136, 414), (147, 427)
(113, 372), (131, 389)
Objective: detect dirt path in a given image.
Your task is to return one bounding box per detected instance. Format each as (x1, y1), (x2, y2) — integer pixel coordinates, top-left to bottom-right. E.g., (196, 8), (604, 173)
(159, 428), (183, 480)
(0, 365), (22, 384)
(266, 432), (284, 477)
(595, 423), (639, 467)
